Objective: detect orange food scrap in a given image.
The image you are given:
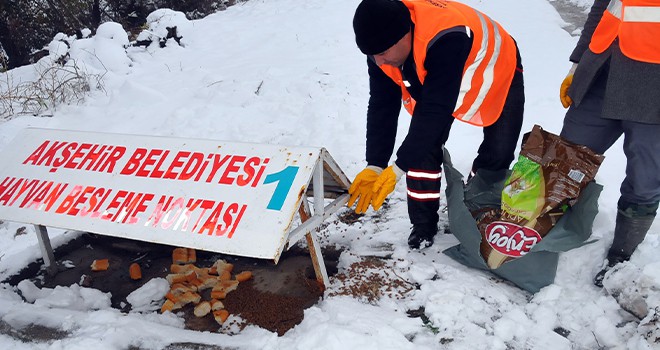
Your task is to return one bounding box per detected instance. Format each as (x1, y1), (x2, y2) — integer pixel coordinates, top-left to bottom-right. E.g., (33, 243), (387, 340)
(210, 299), (224, 311)
(210, 290), (227, 300)
(178, 291), (201, 305)
(90, 259), (109, 271)
(161, 299), (182, 313)
(213, 309), (230, 324)
(172, 248), (188, 264)
(235, 271), (253, 282)
(219, 270), (231, 281)
(170, 264), (195, 274)
(217, 280), (239, 293)
(196, 274), (219, 291)
(129, 263), (142, 280)
(186, 248), (197, 263)
(165, 292), (179, 303)
(170, 283), (192, 294)
(165, 273), (187, 285)
(211, 260), (233, 275)
(194, 301), (211, 317)
(210, 280), (239, 299)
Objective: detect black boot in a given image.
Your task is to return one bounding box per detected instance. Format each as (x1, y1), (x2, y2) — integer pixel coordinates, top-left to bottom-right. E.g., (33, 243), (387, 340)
(408, 223), (438, 249)
(464, 168), (507, 213)
(594, 201), (657, 287)
(593, 256), (626, 288)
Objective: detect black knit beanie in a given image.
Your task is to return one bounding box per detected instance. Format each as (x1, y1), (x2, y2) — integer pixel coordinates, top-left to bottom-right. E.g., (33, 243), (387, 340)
(353, 0), (411, 55)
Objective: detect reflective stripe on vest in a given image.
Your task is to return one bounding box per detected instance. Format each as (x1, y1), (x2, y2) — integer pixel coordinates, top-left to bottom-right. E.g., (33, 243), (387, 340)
(624, 7), (660, 22)
(378, 0), (517, 127)
(609, 0), (623, 18)
(607, 0), (660, 23)
(456, 12), (502, 122)
(589, 0), (660, 63)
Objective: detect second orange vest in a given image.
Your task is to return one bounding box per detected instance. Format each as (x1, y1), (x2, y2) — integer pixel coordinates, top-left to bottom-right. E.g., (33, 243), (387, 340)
(378, 0), (517, 127)
(589, 0), (660, 64)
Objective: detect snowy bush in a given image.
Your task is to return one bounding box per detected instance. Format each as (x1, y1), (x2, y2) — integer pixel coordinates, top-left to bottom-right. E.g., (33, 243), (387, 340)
(0, 26), (120, 119)
(69, 22), (132, 73)
(135, 9), (193, 48)
(0, 60), (102, 119)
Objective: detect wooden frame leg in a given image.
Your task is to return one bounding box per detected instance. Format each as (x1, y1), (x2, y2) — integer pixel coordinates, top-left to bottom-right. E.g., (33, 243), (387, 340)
(298, 201), (329, 289)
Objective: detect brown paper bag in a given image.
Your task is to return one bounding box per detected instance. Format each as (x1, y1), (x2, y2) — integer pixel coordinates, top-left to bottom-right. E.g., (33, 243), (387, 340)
(476, 125), (604, 269)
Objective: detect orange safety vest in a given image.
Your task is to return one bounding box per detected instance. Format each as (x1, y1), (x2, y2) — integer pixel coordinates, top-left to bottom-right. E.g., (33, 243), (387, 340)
(378, 0), (517, 127)
(589, 0), (660, 63)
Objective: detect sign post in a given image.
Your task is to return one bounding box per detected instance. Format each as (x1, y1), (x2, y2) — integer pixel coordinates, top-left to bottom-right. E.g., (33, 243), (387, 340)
(0, 128), (351, 288)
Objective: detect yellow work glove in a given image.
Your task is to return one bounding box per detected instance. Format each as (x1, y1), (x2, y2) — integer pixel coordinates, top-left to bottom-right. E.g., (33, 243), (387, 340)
(371, 164), (405, 211)
(348, 166), (382, 214)
(560, 63), (578, 108)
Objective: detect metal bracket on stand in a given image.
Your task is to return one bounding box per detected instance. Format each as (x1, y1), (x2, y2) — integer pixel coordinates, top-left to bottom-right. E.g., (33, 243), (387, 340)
(34, 224), (56, 275)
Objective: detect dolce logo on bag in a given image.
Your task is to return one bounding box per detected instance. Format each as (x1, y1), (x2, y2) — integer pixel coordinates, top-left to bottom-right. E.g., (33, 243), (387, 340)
(484, 221), (542, 257)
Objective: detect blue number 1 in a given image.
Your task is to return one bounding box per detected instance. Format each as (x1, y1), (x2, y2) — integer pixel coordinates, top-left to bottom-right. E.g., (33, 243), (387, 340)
(263, 166), (299, 210)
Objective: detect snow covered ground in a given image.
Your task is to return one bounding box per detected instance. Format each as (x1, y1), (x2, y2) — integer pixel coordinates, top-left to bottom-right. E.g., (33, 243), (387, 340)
(1, 0), (659, 349)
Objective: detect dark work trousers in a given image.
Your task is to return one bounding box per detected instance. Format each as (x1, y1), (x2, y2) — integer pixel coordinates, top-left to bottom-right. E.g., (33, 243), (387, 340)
(561, 67), (660, 206)
(406, 67), (526, 226)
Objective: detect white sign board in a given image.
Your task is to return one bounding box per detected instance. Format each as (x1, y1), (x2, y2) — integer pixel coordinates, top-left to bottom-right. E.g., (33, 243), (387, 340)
(0, 128), (326, 260)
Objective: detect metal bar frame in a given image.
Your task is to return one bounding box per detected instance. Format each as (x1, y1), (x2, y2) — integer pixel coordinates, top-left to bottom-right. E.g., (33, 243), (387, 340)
(34, 224), (56, 274)
(286, 159), (349, 289)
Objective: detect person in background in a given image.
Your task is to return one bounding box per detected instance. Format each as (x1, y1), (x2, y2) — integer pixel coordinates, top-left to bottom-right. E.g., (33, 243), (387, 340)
(347, 0), (525, 249)
(559, 0), (660, 287)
